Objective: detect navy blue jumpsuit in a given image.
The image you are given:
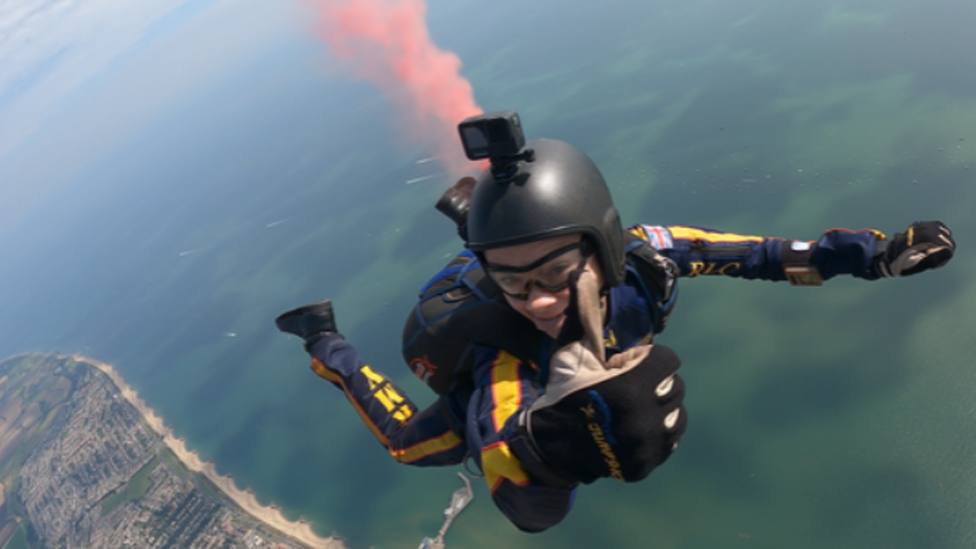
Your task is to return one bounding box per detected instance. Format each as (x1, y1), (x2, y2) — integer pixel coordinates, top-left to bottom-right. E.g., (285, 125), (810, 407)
(305, 225), (887, 532)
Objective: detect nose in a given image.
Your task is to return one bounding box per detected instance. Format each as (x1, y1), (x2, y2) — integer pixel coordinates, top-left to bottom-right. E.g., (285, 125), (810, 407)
(524, 283), (562, 314)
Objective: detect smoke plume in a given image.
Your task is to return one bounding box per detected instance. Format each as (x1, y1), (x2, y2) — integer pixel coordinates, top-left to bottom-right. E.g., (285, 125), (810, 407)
(311, 0), (482, 175)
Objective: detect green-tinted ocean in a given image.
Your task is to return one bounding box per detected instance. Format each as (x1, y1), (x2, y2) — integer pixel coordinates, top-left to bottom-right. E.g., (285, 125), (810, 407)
(1, 1), (975, 548)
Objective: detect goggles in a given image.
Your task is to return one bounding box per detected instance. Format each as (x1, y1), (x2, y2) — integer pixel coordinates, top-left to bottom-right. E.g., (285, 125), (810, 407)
(486, 240), (592, 300)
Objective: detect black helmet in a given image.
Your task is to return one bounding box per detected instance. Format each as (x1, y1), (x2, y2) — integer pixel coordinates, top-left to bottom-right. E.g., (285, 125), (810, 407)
(465, 138), (626, 287)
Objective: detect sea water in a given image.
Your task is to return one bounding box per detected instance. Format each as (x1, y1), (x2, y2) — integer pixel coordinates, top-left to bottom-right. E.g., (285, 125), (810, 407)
(2, 1), (976, 548)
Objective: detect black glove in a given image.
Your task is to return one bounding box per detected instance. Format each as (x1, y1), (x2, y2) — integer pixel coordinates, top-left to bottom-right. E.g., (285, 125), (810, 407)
(275, 300), (337, 348)
(526, 268), (686, 485)
(876, 221), (955, 277)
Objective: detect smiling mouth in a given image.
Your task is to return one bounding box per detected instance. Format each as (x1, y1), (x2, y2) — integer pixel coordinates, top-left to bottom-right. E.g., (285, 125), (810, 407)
(533, 314), (565, 328)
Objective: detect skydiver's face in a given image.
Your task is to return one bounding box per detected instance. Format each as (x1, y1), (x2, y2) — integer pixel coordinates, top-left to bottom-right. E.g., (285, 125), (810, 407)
(484, 234), (604, 339)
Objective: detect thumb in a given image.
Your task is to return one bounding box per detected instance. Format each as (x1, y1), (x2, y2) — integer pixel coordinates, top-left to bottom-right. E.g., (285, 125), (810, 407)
(894, 242), (954, 276)
(554, 269), (605, 362)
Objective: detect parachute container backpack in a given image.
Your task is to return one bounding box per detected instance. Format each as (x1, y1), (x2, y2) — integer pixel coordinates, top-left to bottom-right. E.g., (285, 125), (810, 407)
(401, 249), (545, 394)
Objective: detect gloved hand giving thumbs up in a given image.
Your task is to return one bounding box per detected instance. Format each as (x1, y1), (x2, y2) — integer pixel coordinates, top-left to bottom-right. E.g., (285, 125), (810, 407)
(519, 268), (687, 485)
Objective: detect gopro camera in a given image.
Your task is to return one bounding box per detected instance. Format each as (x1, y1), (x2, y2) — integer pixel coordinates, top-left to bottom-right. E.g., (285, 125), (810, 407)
(458, 110), (526, 161)
(458, 111), (535, 179)
(440, 110), (536, 231)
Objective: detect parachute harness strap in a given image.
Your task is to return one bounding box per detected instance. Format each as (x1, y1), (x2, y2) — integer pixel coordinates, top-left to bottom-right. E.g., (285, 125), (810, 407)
(418, 249), (478, 297)
(624, 235), (679, 334)
(462, 451), (485, 478)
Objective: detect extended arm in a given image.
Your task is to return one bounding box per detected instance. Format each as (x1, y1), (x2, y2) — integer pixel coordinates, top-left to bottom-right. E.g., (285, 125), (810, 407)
(629, 221), (954, 284)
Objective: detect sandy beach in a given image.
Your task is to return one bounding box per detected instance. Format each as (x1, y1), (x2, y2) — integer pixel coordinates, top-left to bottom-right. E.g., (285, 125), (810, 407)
(73, 354), (346, 549)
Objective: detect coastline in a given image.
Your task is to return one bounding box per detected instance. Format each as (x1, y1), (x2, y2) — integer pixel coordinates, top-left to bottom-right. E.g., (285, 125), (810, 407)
(71, 354), (345, 549)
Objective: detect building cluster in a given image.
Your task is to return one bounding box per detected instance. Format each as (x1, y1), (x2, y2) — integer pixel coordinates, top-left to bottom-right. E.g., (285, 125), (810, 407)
(88, 463), (294, 549)
(13, 359), (310, 549)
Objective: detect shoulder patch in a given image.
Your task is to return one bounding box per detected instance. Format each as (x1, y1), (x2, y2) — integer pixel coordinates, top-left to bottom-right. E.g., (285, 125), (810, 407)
(639, 225), (673, 250)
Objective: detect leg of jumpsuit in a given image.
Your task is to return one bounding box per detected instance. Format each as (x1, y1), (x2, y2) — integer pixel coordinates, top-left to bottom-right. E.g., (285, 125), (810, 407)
(307, 333), (466, 467)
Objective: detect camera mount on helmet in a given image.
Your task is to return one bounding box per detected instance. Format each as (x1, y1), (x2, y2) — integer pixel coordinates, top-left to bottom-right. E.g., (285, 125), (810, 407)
(438, 110), (627, 287)
(458, 111), (535, 180)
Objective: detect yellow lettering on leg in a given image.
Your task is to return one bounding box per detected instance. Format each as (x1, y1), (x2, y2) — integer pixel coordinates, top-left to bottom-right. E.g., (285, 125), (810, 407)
(392, 405), (413, 425)
(360, 365), (386, 391)
(372, 384), (405, 412)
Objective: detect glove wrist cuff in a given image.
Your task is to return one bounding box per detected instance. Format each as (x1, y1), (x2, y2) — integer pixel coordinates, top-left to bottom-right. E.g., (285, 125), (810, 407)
(873, 248), (894, 278)
(781, 241), (823, 286)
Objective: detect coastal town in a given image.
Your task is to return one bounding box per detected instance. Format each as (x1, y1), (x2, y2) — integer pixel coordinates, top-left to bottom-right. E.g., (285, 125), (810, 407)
(0, 353), (344, 549)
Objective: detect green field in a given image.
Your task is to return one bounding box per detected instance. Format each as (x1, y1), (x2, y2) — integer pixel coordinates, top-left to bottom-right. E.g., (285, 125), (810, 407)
(2, 524), (29, 549)
(2, 482), (23, 523)
(99, 456), (159, 517)
(157, 447), (187, 479)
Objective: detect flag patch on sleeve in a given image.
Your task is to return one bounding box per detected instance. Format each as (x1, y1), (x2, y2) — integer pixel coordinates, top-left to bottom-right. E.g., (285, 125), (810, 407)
(640, 225), (673, 250)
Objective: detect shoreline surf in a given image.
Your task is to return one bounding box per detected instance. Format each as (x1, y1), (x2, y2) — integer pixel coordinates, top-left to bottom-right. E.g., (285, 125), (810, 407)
(71, 354), (346, 549)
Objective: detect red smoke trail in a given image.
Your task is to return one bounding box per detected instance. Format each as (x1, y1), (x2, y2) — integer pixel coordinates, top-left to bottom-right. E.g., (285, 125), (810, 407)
(311, 0), (483, 175)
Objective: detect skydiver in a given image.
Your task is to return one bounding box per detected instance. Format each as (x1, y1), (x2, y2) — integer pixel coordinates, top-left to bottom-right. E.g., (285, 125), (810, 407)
(276, 113), (955, 533)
